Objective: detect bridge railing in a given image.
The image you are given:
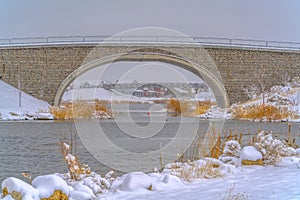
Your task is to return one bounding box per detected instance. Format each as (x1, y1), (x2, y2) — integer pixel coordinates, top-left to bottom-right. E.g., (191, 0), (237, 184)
(1, 35), (300, 50)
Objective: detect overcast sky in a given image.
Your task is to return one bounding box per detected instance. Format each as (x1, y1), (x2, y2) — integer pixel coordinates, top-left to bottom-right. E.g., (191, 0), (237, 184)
(74, 62), (204, 84)
(1, 0), (300, 42)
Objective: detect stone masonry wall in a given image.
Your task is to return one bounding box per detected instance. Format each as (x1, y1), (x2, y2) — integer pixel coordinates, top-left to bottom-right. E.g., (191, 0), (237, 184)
(206, 48), (300, 103)
(0, 45), (299, 105)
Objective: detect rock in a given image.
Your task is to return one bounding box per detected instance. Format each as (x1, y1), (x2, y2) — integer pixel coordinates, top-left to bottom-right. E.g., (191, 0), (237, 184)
(32, 174), (69, 199)
(240, 146), (262, 161)
(40, 190), (68, 200)
(241, 146), (263, 165)
(1, 177), (39, 200)
(162, 174), (183, 186)
(241, 159), (264, 165)
(120, 172), (153, 191)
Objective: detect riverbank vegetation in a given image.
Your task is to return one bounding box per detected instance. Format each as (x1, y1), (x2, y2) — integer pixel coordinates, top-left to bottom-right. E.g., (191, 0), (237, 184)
(1, 127), (299, 199)
(230, 104), (298, 121)
(166, 99), (215, 116)
(202, 78), (300, 122)
(49, 99), (112, 120)
(229, 80), (300, 121)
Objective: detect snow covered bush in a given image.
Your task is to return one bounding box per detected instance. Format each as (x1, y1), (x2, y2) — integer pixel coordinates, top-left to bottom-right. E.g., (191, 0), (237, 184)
(78, 172), (110, 194)
(253, 131), (296, 165)
(61, 142), (84, 181)
(201, 106), (228, 119)
(57, 139), (116, 197)
(219, 140), (241, 166)
(57, 170), (115, 196)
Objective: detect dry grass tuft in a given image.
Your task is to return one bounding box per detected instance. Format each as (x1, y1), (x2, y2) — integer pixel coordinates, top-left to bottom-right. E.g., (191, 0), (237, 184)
(222, 184), (249, 200)
(49, 99), (111, 120)
(165, 160), (223, 182)
(60, 132), (90, 180)
(166, 99), (181, 115)
(167, 99), (215, 116)
(231, 104), (298, 121)
(205, 129), (243, 160)
(166, 99), (187, 116)
(177, 128), (243, 163)
(191, 100), (216, 115)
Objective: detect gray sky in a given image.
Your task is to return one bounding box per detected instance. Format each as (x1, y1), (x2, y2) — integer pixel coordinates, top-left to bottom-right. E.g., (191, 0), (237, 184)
(75, 62), (204, 84)
(1, 0), (300, 42)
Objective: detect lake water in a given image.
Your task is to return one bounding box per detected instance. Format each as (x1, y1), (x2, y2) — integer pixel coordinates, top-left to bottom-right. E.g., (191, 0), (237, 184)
(0, 116), (299, 182)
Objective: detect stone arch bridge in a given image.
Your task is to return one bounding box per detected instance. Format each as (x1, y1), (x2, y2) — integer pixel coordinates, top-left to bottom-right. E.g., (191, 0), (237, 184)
(0, 37), (300, 107)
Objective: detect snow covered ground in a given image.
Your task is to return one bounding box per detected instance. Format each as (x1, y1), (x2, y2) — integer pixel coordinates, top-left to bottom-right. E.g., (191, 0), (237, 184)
(100, 164), (300, 200)
(1, 132), (300, 200)
(0, 80), (53, 120)
(1, 157), (299, 200)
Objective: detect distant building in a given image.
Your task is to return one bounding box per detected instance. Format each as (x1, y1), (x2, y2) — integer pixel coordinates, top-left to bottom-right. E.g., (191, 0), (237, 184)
(99, 80), (210, 99)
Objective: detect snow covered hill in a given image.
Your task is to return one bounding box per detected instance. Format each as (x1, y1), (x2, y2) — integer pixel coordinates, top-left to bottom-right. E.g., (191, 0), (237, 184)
(63, 88), (149, 102)
(0, 80), (52, 120)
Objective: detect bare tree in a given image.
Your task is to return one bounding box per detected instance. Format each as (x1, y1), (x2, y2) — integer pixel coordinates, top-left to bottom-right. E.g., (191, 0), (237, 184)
(280, 72), (291, 86)
(254, 65), (267, 105)
(243, 84), (259, 100)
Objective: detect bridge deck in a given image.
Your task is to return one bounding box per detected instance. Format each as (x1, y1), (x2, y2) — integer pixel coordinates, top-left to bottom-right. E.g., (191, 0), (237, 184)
(1, 36), (300, 51)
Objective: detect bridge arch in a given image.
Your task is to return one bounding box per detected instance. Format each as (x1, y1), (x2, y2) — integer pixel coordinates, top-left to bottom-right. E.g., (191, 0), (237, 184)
(54, 51), (229, 108)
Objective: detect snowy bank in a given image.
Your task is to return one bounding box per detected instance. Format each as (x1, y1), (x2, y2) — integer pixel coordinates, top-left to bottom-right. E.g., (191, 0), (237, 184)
(200, 81), (300, 122)
(0, 80), (53, 120)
